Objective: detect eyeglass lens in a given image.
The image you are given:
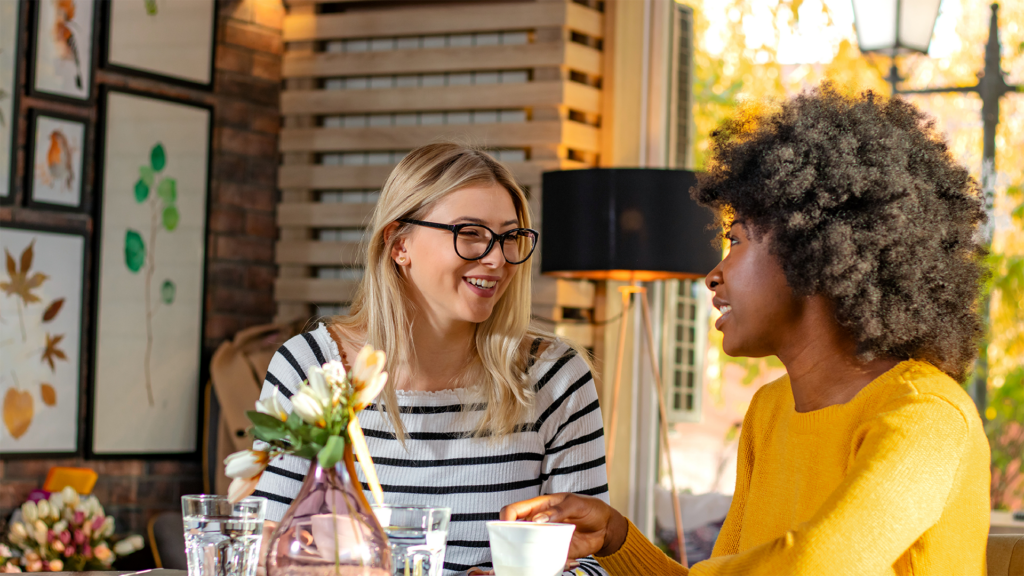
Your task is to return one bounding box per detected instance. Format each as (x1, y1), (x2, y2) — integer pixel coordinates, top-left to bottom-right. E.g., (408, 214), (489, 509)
(454, 225), (537, 264)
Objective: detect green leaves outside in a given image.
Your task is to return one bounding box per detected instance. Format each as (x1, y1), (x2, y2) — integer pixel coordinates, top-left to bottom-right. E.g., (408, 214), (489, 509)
(124, 230), (146, 273)
(161, 280), (175, 304)
(151, 144), (166, 172)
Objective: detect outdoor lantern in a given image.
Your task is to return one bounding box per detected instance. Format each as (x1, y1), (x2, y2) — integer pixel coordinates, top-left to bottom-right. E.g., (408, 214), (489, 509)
(851, 0), (943, 55)
(540, 168), (720, 281)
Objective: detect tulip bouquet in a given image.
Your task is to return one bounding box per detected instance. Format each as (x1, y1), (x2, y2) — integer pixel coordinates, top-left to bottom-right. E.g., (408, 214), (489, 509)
(224, 346), (389, 505)
(1, 487), (144, 573)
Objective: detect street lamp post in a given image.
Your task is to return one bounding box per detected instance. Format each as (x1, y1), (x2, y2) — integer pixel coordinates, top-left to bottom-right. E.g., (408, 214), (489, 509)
(851, 2), (1022, 420)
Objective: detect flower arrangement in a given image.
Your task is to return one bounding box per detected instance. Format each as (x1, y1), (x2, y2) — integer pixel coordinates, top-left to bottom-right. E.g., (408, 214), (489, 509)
(1, 487), (144, 572)
(224, 346), (389, 505)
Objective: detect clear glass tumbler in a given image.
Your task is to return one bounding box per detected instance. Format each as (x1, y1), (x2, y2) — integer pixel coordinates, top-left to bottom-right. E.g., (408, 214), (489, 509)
(371, 505), (451, 576)
(182, 495), (267, 576)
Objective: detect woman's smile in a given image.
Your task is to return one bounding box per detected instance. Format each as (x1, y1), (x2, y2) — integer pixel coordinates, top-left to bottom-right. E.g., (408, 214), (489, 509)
(463, 274), (501, 297)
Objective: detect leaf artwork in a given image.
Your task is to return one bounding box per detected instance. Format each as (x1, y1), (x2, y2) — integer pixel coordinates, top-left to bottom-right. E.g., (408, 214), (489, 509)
(42, 298), (65, 322)
(124, 143), (179, 406)
(145, 0), (158, 15)
(41, 333), (68, 372)
(3, 388), (33, 439)
(1, 242), (49, 341)
(40, 384), (57, 406)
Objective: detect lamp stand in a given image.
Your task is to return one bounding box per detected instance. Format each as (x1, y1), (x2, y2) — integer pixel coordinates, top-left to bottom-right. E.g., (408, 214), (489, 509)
(605, 283), (688, 567)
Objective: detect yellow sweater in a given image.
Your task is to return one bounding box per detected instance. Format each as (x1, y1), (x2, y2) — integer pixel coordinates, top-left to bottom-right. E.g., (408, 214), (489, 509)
(596, 360), (991, 575)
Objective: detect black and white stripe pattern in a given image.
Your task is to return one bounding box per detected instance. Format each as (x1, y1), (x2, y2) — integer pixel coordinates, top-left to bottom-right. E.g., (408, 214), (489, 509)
(252, 324), (609, 576)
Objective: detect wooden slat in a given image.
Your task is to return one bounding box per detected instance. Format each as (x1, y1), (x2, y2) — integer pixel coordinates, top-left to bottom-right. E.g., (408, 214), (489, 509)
(284, 3), (568, 41)
(565, 43), (603, 77)
(275, 278), (360, 303)
(276, 241), (362, 265)
(278, 161), (557, 190)
(280, 121), (563, 152)
(283, 42), (567, 78)
(556, 279), (596, 308)
(566, 2), (604, 39)
(277, 201), (376, 227)
(555, 323), (594, 348)
(562, 121), (600, 152)
(281, 81), (572, 115)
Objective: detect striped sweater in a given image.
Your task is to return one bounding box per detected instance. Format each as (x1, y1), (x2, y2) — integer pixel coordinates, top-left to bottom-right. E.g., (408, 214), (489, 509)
(252, 324), (610, 576)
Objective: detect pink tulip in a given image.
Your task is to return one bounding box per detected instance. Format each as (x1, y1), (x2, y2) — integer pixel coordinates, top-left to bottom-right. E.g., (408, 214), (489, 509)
(73, 511), (84, 526)
(83, 545), (91, 559)
(91, 516), (105, 532)
(73, 531), (85, 545)
(63, 546), (74, 558)
(59, 531), (71, 545)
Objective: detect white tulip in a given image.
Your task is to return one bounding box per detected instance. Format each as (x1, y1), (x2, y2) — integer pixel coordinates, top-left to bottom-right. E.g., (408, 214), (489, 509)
(52, 520), (68, 535)
(351, 346), (385, 389)
(113, 535), (144, 556)
(101, 517), (115, 538)
(255, 394), (288, 421)
(35, 500), (49, 521)
(321, 361), (348, 387)
(291, 387), (326, 427)
(61, 486), (79, 508)
(33, 521), (47, 545)
(48, 493), (63, 512)
(9, 522), (27, 543)
(227, 476), (260, 504)
(20, 501), (38, 523)
(223, 450), (269, 480)
(306, 366), (333, 401)
(352, 371), (387, 412)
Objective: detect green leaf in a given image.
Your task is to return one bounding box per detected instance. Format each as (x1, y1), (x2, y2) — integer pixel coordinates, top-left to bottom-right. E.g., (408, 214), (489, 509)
(318, 435), (346, 469)
(247, 410), (288, 431)
(134, 179), (149, 203)
(161, 280), (175, 304)
(157, 178), (177, 204)
(252, 426), (290, 443)
(162, 205), (180, 231)
(124, 230), (146, 273)
(309, 427), (330, 447)
(1011, 202), (1024, 224)
(285, 411), (303, 430)
(139, 166), (155, 188)
(151, 144), (166, 171)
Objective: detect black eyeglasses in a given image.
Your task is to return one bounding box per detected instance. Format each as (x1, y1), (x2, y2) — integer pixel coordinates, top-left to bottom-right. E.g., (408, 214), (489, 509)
(398, 218), (539, 265)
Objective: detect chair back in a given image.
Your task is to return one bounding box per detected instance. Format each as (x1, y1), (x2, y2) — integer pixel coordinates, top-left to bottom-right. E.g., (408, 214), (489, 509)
(147, 511), (187, 570)
(987, 534), (1024, 576)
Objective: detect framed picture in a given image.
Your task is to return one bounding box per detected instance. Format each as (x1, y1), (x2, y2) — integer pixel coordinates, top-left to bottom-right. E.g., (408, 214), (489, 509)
(26, 110), (87, 211)
(1, 0), (23, 204)
(103, 0), (216, 89)
(0, 223), (86, 457)
(90, 88), (211, 456)
(31, 0), (97, 103)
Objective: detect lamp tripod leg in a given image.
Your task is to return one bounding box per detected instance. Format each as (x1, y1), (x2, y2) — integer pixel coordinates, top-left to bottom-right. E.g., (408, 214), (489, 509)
(605, 288), (632, 471)
(638, 290), (688, 568)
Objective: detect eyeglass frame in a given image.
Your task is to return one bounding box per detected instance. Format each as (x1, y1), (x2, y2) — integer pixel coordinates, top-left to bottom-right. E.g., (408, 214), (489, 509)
(397, 218), (540, 265)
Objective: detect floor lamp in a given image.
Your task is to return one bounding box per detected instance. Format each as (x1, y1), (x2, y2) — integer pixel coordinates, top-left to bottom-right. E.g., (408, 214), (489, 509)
(541, 168), (721, 566)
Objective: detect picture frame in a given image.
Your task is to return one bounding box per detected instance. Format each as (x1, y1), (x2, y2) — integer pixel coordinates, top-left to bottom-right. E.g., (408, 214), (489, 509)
(30, 0), (97, 103)
(26, 110), (88, 212)
(89, 87), (211, 457)
(1, 222), (87, 457)
(1, 0), (23, 205)
(102, 0), (216, 90)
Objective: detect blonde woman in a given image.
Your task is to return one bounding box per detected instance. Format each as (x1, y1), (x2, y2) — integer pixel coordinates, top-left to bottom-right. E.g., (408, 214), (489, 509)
(253, 143), (609, 576)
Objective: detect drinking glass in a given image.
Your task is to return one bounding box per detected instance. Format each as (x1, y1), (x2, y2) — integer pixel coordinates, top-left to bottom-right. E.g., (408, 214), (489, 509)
(182, 495), (267, 576)
(371, 505), (450, 576)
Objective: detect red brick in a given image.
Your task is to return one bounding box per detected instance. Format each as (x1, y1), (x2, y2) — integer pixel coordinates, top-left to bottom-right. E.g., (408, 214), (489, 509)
(91, 477), (138, 505)
(136, 479), (179, 507)
(0, 480), (38, 508)
(148, 460), (203, 477)
(216, 236), (274, 262)
(217, 182), (276, 212)
(215, 72), (279, 107)
(252, 0), (285, 30)
(220, 127), (277, 157)
(88, 460), (146, 476)
(224, 21), (283, 55)
(211, 285), (275, 315)
(209, 206), (246, 233)
(248, 157), (279, 187)
(250, 109), (280, 135)
(245, 211), (277, 239)
(246, 264), (278, 290)
(208, 261), (247, 287)
(216, 99), (252, 129)
(4, 458), (79, 479)
(206, 314), (246, 342)
(215, 45), (253, 75)
(252, 52), (281, 82)
(212, 153), (249, 182)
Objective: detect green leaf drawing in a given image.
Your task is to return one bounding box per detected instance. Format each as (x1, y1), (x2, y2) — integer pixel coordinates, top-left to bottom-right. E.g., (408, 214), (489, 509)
(134, 179), (149, 203)
(151, 143), (166, 172)
(162, 205), (180, 231)
(157, 178), (177, 204)
(318, 435), (346, 470)
(125, 230), (146, 273)
(139, 166), (155, 187)
(161, 280), (175, 304)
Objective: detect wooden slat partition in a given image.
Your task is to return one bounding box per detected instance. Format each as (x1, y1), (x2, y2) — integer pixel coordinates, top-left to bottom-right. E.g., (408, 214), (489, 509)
(276, 0), (604, 326)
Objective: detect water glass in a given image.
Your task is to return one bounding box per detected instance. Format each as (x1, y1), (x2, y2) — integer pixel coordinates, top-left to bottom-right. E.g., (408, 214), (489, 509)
(182, 495), (267, 576)
(371, 505), (450, 576)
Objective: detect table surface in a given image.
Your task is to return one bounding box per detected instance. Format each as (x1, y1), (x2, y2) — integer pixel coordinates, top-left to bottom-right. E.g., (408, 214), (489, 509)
(49, 571), (186, 576)
(991, 510), (1024, 535)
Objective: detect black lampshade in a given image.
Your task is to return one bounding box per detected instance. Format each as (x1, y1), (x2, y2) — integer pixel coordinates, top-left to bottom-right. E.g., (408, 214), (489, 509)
(540, 168), (721, 281)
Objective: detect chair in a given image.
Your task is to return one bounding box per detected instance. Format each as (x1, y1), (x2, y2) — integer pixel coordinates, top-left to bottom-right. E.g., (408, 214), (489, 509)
(147, 511), (188, 570)
(987, 533), (1024, 576)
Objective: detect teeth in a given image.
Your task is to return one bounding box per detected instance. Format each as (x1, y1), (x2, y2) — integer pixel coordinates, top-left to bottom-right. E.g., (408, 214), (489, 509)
(467, 278), (497, 289)
(719, 305), (732, 314)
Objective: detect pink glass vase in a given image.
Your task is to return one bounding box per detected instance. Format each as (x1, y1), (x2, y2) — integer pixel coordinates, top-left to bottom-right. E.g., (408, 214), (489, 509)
(267, 445), (391, 576)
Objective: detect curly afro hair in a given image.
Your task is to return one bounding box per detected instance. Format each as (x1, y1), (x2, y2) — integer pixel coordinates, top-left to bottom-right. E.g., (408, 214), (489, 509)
(693, 83), (987, 382)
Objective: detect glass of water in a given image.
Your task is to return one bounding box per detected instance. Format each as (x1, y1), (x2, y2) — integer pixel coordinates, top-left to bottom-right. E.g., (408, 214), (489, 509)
(182, 495), (267, 576)
(371, 505), (450, 576)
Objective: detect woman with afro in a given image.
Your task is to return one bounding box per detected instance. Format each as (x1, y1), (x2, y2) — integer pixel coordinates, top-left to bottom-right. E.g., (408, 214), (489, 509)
(500, 84), (992, 575)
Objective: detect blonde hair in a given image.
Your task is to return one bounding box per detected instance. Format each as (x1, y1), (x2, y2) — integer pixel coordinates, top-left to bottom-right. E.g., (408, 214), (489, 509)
(333, 143), (559, 442)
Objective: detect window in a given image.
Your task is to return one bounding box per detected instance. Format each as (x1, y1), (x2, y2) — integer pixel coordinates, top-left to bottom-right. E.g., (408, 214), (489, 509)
(661, 279), (709, 422)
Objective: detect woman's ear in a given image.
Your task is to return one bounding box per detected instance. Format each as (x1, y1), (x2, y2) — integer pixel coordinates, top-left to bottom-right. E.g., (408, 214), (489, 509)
(383, 222), (408, 265)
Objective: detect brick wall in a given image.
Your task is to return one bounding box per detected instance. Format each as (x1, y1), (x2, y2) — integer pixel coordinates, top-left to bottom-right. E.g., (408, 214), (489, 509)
(0, 0), (285, 544)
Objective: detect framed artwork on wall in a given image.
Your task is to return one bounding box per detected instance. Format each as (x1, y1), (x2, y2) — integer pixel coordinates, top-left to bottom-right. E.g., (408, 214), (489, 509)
(31, 0), (97, 103)
(1, 0), (23, 204)
(90, 88), (211, 456)
(103, 0), (216, 89)
(0, 223), (86, 457)
(26, 110), (88, 211)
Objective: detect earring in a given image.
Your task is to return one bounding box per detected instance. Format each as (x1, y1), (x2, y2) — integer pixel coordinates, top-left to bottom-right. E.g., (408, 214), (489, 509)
(397, 257), (407, 264)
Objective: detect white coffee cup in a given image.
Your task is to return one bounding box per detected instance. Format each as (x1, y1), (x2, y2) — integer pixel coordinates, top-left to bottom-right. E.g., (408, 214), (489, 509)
(486, 521), (576, 576)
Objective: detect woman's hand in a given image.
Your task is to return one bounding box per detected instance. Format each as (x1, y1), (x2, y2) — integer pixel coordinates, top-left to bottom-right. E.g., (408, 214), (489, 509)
(499, 493), (629, 558)
(257, 520), (277, 576)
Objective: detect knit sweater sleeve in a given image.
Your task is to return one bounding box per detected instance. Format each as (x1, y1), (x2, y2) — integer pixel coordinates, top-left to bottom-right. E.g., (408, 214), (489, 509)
(689, 394), (971, 576)
(595, 519), (689, 576)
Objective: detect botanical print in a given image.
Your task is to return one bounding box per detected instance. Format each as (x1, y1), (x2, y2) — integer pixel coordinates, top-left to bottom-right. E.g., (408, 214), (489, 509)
(107, 0), (214, 85)
(0, 227), (83, 454)
(0, 1), (19, 199)
(30, 115), (85, 207)
(92, 91), (209, 454)
(33, 0), (94, 100)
